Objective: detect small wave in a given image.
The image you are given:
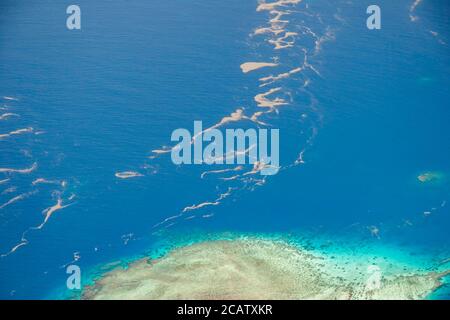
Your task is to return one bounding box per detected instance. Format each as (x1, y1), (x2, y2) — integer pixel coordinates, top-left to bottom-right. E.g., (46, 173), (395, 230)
(32, 178), (65, 187)
(0, 127), (33, 139)
(2, 96), (19, 101)
(0, 162), (37, 174)
(259, 66), (303, 87)
(182, 188), (233, 214)
(0, 191), (36, 210)
(0, 113), (19, 120)
(240, 62), (278, 73)
(1, 186), (17, 195)
(115, 171), (144, 179)
(269, 31), (298, 50)
(201, 166), (244, 179)
(183, 201), (220, 213)
(1, 197), (74, 257)
(409, 0), (422, 22)
(257, 0), (302, 12)
(35, 198), (71, 229)
(254, 87), (288, 109)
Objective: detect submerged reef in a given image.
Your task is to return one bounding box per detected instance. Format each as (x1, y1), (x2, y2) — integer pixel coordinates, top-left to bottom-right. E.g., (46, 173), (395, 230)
(82, 238), (449, 300)
(417, 171), (446, 184)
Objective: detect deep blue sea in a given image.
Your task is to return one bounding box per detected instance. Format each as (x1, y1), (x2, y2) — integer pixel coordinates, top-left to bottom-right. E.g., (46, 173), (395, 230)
(0, 0), (449, 299)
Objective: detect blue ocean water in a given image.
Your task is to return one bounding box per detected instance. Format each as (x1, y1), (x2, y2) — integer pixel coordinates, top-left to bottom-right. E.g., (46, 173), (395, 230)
(0, 0), (449, 299)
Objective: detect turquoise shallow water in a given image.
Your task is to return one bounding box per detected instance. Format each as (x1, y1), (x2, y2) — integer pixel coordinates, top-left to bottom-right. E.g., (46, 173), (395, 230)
(50, 230), (450, 299)
(0, 0), (449, 299)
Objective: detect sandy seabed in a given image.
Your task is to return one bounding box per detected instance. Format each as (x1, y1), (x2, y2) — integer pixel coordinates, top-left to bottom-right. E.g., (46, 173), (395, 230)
(82, 238), (449, 300)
